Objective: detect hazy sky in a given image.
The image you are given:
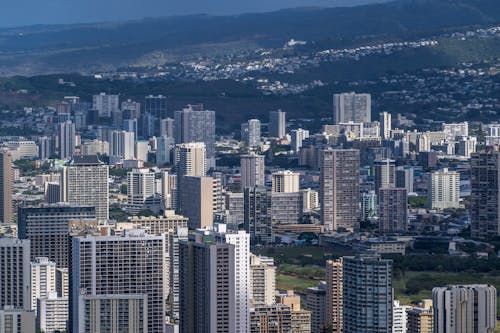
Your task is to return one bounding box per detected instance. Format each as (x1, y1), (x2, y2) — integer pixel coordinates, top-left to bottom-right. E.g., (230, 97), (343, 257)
(1, 0), (387, 27)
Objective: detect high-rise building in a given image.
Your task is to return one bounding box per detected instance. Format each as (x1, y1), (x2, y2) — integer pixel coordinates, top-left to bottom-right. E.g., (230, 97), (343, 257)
(39, 136), (56, 160)
(180, 176), (214, 229)
(380, 112), (392, 139)
(110, 130), (135, 161)
(160, 117), (175, 138)
(18, 205), (96, 268)
(392, 300), (411, 333)
(407, 300), (433, 333)
(241, 119), (261, 147)
(244, 186), (272, 245)
(374, 159), (396, 192)
(44, 182), (60, 204)
(58, 121), (76, 160)
(429, 168), (460, 210)
(36, 291), (68, 333)
(92, 92), (119, 118)
(396, 166), (414, 194)
(333, 92), (371, 124)
(0, 238), (31, 310)
(157, 135), (174, 166)
(56, 268), (69, 298)
(320, 149), (360, 231)
(174, 105), (216, 168)
(30, 257), (57, 312)
(378, 187), (408, 234)
(126, 168), (161, 214)
(269, 110), (286, 138)
(443, 122), (469, 141)
(145, 95), (168, 119)
(72, 230), (165, 333)
(291, 129), (310, 153)
(0, 307), (35, 333)
(271, 170), (300, 193)
(457, 136), (477, 158)
(433, 284), (497, 333)
(271, 191), (303, 225)
(343, 254), (393, 333)
(240, 153), (265, 189)
(275, 290), (312, 333)
(60, 155), (109, 221)
(301, 188), (319, 212)
(306, 282), (326, 333)
(121, 99), (141, 120)
(470, 151), (500, 239)
(169, 226), (188, 321)
(250, 304), (292, 333)
(361, 190), (378, 221)
(161, 171), (178, 210)
(326, 259), (343, 333)
(249, 254), (276, 306)
(0, 150), (12, 224)
(176, 142), (207, 178)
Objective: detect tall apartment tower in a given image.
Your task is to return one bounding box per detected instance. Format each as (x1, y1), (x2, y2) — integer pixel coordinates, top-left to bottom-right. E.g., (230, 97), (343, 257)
(30, 257), (57, 312)
(326, 259), (343, 333)
(343, 254), (393, 333)
(0, 238), (31, 310)
(180, 176), (214, 229)
(269, 110), (286, 138)
(241, 119), (261, 147)
(169, 227), (189, 321)
(176, 142), (207, 178)
(333, 92), (371, 124)
(58, 120), (76, 160)
(396, 166), (414, 194)
(244, 186), (273, 245)
(291, 128), (310, 153)
(60, 155), (109, 221)
(374, 159), (396, 192)
(145, 95), (168, 119)
(126, 168), (159, 214)
(18, 205), (96, 268)
(174, 105), (216, 168)
(240, 153), (265, 189)
(433, 284), (497, 333)
(72, 230), (166, 333)
(110, 130), (135, 161)
(249, 255), (276, 306)
(306, 282), (327, 333)
(320, 149), (360, 231)
(0, 150), (12, 224)
(429, 168), (460, 209)
(470, 151), (500, 239)
(378, 187), (408, 234)
(271, 170), (300, 193)
(92, 92), (119, 118)
(379, 112), (391, 139)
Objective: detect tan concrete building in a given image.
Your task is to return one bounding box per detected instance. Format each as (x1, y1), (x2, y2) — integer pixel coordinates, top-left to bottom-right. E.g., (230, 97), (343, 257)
(326, 259), (343, 333)
(407, 299), (433, 333)
(250, 255), (276, 306)
(272, 170), (300, 193)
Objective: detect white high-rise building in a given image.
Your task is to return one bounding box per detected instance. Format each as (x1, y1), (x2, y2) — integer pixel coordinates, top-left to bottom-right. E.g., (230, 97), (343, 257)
(457, 136), (477, 158)
(392, 300), (411, 333)
(241, 119), (261, 147)
(58, 121), (75, 160)
(240, 153), (265, 189)
(126, 168), (160, 214)
(175, 142), (206, 178)
(30, 257), (57, 312)
(333, 92), (371, 124)
(249, 255), (276, 306)
(271, 170), (300, 193)
(134, 140), (149, 161)
(93, 92), (119, 118)
(110, 130), (135, 161)
(429, 168), (460, 210)
(36, 292), (68, 333)
(443, 122), (468, 141)
(380, 112), (392, 139)
(291, 129), (310, 152)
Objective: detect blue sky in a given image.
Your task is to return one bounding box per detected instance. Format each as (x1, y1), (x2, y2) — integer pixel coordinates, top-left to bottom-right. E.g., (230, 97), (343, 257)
(0, 0), (387, 27)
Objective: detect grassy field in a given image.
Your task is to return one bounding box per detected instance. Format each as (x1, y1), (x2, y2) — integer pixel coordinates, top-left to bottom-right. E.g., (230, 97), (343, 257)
(254, 246), (353, 266)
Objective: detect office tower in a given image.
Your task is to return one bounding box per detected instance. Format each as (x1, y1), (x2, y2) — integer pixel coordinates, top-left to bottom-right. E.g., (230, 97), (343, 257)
(343, 254), (393, 333)
(443, 122), (468, 141)
(180, 176), (214, 229)
(36, 292), (68, 333)
(244, 186), (272, 245)
(92, 92), (119, 118)
(320, 149), (360, 231)
(121, 99), (141, 119)
(0, 238), (31, 310)
(396, 166), (414, 194)
(380, 112), (391, 139)
(271, 191), (303, 225)
(393, 300), (411, 333)
(72, 230), (165, 333)
(142, 112), (157, 138)
(374, 159), (396, 192)
(179, 227), (250, 333)
(302, 188), (319, 211)
(123, 118), (139, 138)
(58, 121), (75, 160)
(241, 119), (261, 147)
(169, 227), (188, 321)
(44, 182), (60, 204)
(306, 282), (327, 333)
(7, 140), (38, 160)
(77, 294), (148, 333)
(272, 170), (300, 193)
(0, 307), (35, 332)
(160, 117), (175, 138)
(457, 136), (477, 158)
(407, 300), (433, 333)
(30, 257), (57, 312)
(433, 284), (496, 333)
(161, 171), (178, 210)
(60, 155), (109, 221)
(419, 151), (438, 169)
(135, 140), (149, 161)
(126, 168), (161, 215)
(250, 304), (292, 333)
(0, 150), (12, 224)
(157, 135), (174, 166)
(326, 259), (343, 333)
(110, 130), (135, 161)
(145, 95), (168, 119)
(176, 142), (207, 177)
(269, 110), (286, 138)
(56, 268), (69, 298)
(81, 139), (109, 156)
(378, 187), (408, 234)
(174, 105), (216, 168)
(224, 192), (245, 226)
(18, 205), (96, 268)
(39, 136), (56, 160)
(470, 151), (500, 239)
(249, 254), (276, 306)
(333, 92), (371, 124)
(240, 153), (265, 189)
(429, 168), (460, 209)
(361, 190), (378, 221)
(291, 128), (310, 153)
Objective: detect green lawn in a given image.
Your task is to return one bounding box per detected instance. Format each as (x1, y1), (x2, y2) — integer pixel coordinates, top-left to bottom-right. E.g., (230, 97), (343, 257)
(277, 273), (319, 294)
(254, 246), (353, 266)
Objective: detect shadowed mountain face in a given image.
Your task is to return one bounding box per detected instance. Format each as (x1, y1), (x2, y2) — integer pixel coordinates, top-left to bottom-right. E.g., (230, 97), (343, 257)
(0, 0), (498, 76)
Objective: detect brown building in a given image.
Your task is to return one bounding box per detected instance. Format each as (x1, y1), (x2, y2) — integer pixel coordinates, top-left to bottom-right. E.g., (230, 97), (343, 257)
(250, 304), (292, 333)
(326, 259), (343, 333)
(180, 176), (214, 229)
(378, 187), (408, 234)
(407, 300), (433, 333)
